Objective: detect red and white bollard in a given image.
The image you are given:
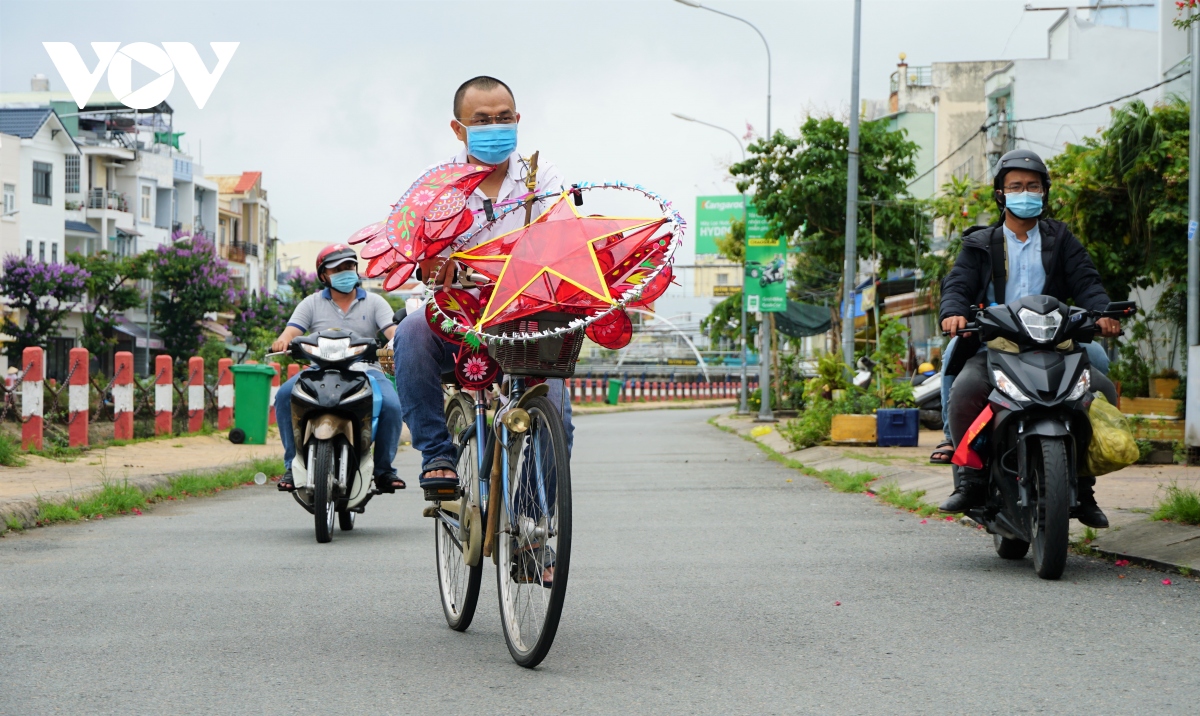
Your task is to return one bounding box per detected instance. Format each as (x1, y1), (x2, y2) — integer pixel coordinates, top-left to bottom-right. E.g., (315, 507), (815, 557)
(20, 346), (44, 450)
(113, 351), (134, 440)
(188, 357), (205, 433)
(217, 358), (233, 430)
(155, 354), (173, 436)
(68, 347), (89, 447)
(269, 362), (281, 425)
(287, 364), (300, 381)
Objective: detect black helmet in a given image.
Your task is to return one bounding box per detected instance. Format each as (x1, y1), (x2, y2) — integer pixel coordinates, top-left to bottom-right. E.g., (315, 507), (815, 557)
(992, 149), (1051, 217)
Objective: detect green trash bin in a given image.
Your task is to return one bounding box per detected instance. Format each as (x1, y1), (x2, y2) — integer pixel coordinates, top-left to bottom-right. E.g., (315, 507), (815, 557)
(229, 364), (277, 445)
(606, 378), (623, 406)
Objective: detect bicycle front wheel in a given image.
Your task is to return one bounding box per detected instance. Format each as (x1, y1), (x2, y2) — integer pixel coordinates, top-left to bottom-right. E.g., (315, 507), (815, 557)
(435, 394), (483, 631)
(496, 394), (572, 668)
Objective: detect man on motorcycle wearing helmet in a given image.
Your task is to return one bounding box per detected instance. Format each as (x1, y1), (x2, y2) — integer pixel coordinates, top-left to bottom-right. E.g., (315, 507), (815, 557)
(270, 244), (405, 493)
(938, 148), (1121, 527)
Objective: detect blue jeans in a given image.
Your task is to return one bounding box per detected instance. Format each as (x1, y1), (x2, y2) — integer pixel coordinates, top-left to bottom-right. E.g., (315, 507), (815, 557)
(940, 337), (1111, 442)
(275, 368), (403, 476)
(392, 313), (574, 476)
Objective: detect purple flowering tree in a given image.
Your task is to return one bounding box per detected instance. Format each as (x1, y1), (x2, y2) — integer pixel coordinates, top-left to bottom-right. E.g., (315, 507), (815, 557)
(151, 235), (236, 359)
(230, 271), (322, 361)
(0, 256), (91, 361)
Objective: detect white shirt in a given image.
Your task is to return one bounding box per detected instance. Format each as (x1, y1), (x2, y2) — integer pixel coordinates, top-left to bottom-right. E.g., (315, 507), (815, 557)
(446, 148), (565, 251)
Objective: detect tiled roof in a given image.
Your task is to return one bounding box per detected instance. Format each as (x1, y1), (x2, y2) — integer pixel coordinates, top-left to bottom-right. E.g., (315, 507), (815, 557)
(0, 107), (53, 139)
(233, 171), (261, 194)
(65, 221), (98, 234)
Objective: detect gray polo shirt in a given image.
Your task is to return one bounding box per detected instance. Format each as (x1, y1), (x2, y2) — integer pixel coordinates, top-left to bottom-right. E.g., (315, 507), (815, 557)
(287, 288), (394, 340)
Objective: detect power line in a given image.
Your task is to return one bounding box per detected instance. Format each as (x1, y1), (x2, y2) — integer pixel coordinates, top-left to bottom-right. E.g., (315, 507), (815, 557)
(905, 72), (1188, 189)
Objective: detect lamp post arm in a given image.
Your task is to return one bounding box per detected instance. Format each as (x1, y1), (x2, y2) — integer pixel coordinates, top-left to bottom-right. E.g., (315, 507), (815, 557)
(694, 5), (771, 138)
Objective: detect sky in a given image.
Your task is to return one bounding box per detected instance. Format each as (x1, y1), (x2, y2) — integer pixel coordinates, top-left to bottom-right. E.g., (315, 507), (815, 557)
(0, 0), (1069, 264)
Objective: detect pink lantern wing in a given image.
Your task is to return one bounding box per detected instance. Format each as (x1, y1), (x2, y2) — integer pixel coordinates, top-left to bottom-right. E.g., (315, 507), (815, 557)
(360, 234), (395, 260)
(347, 221), (385, 245)
(630, 266), (673, 307)
(366, 251), (403, 278)
(382, 263), (415, 291)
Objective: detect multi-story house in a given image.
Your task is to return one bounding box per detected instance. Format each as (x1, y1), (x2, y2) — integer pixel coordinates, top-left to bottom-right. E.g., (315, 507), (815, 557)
(208, 171), (272, 291)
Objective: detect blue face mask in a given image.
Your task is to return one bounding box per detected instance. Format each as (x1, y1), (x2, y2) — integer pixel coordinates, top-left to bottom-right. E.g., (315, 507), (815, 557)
(1005, 192), (1043, 219)
(465, 123), (518, 165)
(329, 270), (359, 293)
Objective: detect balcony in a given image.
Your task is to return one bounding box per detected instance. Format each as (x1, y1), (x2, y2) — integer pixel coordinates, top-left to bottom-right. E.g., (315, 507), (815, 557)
(224, 244), (246, 263)
(87, 188), (129, 213)
(231, 240), (259, 258)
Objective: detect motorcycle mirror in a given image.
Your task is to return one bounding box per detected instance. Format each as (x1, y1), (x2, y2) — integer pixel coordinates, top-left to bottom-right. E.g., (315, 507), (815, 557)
(392, 307), (407, 325)
(253, 472), (267, 485)
(1102, 301), (1136, 317)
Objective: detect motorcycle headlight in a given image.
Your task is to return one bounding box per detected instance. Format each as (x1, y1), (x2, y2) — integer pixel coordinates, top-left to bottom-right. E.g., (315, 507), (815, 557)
(1017, 308), (1062, 343)
(1066, 371), (1091, 401)
(993, 369), (1031, 403)
(302, 337), (367, 361)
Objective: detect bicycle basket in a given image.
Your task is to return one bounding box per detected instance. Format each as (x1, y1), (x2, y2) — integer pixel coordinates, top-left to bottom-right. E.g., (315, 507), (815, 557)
(484, 311), (585, 378)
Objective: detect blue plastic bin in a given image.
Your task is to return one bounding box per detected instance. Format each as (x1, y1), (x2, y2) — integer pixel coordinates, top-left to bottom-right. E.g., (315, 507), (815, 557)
(876, 408), (919, 447)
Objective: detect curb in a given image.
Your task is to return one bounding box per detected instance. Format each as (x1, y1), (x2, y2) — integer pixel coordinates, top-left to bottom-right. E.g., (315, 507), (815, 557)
(0, 458), (273, 531)
(574, 400), (736, 416)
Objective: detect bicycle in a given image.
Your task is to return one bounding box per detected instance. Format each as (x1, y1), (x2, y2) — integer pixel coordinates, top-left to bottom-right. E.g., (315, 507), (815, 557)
(427, 311), (578, 668)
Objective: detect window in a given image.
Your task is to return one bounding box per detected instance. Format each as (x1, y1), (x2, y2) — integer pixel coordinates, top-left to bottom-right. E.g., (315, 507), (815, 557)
(25, 240), (32, 257)
(51, 242), (57, 263)
(2, 183), (14, 215)
(716, 273), (729, 286)
(33, 162), (52, 205)
(64, 155), (80, 193)
(39, 241), (45, 262)
(140, 185), (152, 221)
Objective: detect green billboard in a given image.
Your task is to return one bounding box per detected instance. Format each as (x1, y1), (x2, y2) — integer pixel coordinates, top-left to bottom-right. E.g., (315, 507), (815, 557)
(694, 195), (768, 255)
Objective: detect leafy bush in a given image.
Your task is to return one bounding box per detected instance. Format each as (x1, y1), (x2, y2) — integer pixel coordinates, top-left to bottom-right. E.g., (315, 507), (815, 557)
(1152, 482), (1200, 525)
(779, 399), (834, 450)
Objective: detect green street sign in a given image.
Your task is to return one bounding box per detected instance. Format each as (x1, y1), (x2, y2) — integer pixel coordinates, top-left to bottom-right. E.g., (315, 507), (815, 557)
(694, 195), (768, 255)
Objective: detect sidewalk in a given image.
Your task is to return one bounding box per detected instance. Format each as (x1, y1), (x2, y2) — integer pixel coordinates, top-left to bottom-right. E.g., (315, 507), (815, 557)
(574, 398), (736, 416)
(0, 433), (281, 527)
(715, 412), (1200, 571)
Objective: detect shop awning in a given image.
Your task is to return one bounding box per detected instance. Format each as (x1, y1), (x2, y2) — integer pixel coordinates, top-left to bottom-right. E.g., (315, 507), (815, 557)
(774, 300), (832, 339)
(115, 320), (164, 350)
(65, 220), (98, 234)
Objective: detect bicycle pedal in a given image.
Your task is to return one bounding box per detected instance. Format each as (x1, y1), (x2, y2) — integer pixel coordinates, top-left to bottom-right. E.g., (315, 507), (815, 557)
(423, 486), (461, 502)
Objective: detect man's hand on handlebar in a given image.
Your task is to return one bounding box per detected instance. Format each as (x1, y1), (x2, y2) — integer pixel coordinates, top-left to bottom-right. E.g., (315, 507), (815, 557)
(1096, 317), (1121, 338)
(941, 315), (968, 338)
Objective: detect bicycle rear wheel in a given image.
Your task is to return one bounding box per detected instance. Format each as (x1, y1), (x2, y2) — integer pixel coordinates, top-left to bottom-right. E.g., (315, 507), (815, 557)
(496, 394), (571, 668)
(435, 394), (484, 631)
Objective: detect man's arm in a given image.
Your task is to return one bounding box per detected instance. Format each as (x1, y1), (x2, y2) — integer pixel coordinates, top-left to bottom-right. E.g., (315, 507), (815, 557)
(273, 296), (312, 352)
(1056, 226), (1120, 337)
(939, 241), (982, 334)
(271, 326), (303, 353)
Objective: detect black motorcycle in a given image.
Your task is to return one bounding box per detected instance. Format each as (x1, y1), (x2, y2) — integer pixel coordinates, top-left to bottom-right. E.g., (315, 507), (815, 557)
(947, 295), (1135, 580)
(271, 329), (383, 543)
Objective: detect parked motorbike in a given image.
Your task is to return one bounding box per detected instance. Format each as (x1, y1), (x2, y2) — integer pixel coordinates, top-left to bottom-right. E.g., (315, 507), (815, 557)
(911, 363), (942, 431)
(947, 295), (1135, 580)
(851, 356), (875, 390)
(271, 329), (384, 543)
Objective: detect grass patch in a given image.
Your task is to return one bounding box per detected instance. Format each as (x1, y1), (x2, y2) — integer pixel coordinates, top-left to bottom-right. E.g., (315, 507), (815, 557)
(1071, 525), (1100, 557)
(821, 468), (877, 493)
(4, 514), (24, 532)
(874, 482), (941, 517)
(1151, 482), (1200, 525)
(0, 432), (26, 467)
(30, 458), (284, 527)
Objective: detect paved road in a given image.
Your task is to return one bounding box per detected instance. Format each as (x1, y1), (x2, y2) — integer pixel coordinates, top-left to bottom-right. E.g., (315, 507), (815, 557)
(2, 408), (1198, 714)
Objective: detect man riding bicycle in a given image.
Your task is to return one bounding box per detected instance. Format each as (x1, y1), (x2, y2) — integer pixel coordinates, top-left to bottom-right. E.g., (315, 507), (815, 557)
(392, 75), (574, 500)
(937, 148), (1121, 526)
(272, 244), (405, 493)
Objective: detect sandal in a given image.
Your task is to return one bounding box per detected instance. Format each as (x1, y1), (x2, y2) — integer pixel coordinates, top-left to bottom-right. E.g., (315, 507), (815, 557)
(514, 543), (556, 589)
(930, 441), (954, 465)
(373, 472), (406, 494)
(277, 470), (295, 492)
(419, 457), (460, 501)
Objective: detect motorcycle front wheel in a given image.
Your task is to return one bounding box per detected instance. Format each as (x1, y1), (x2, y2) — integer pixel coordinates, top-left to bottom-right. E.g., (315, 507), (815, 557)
(1031, 436), (1070, 579)
(311, 440), (337, 544)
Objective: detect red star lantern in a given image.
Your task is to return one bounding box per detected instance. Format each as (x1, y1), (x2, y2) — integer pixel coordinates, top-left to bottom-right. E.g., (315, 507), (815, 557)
(347, 162), (495, 290)
(452, 192), (666, 328)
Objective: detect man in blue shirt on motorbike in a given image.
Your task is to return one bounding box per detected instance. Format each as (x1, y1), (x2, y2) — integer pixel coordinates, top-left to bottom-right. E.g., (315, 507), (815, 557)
(937, 149), (1121, 527)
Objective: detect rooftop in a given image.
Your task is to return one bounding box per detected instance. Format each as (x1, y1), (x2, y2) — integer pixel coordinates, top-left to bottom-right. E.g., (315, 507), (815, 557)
(0, 106), (56, 139)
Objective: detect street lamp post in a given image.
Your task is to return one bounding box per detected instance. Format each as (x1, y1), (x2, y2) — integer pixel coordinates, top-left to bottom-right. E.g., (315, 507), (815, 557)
(675, 0), (774, 422)
(841, 0), (864, 370)
(672, 113), (750, 414)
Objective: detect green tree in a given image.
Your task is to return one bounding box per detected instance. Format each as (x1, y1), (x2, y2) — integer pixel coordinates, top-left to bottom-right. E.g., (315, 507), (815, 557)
(151, 236), (236, 359)
(919, 175), (994, 305)
(68, 251), (151, 358)
(1048, 98), (1188, 300)
(729, 114), (927, 304)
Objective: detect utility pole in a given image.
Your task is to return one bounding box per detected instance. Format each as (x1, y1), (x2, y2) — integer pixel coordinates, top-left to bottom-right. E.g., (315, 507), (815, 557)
(841, 0), (864, 369)
(1187, 10), (1200, 455)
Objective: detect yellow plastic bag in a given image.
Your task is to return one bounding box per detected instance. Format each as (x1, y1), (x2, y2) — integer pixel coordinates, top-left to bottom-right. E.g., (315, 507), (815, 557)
(1085, 392), (1139, 476)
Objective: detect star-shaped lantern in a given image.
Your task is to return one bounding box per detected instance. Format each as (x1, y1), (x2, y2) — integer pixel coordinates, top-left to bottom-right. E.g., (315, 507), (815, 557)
(452, 192), (666, 328)
(346, 162), (495, 290)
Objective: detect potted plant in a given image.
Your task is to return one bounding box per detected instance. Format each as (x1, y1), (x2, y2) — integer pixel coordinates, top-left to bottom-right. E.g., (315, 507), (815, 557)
(1150, 368), (1180, 399)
